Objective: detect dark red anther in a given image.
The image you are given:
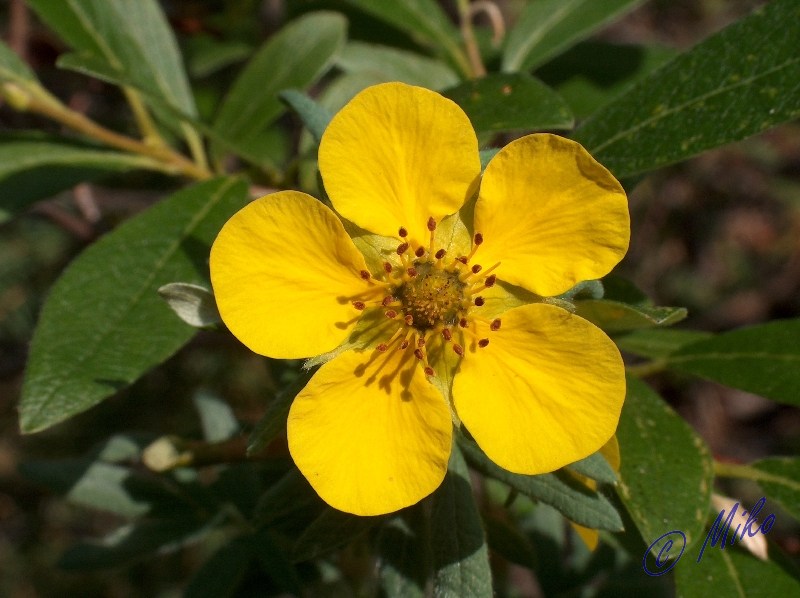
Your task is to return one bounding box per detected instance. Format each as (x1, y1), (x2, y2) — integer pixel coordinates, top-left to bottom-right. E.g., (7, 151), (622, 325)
(385, 310), (397, 319)
(400, 340), (409, 349)
(473, 233), (483, 245)
(398, 226), (408, 238)
(427, 217), (437, 231)
(417, 337), (425, 347)
(490, 318), (501, 331)
(397, 242), (409, 255)
(435, 249), (446, 260)
(360, 270), (371, 280)
(457, 256), (468, 265)
(407, 267), (417, 277)
(471, 264), (482, 274)
(474, 296), (485, 307)
(381, 295), (393, 306)
(383, 262), (393, 273)
(404, 314), (414, 326)
(377, 343), (388, 352)
(459, 318), (468, 328)
(485, 274), (496, 288)
(442, 328), (452, 341)
(453, 344), (464, 356)
(353, 301), (366, 310)
(414, 348), (424, 360)
(424, 366), (435, 376)
(415, 246), (425, 258)
(478, 338), (490, 348)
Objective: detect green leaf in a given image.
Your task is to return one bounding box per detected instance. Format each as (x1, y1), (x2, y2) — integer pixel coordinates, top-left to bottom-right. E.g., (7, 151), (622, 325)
(443, 73), (573, 133)
(574, 299), (687, 333)
(566, 451), (617, 485)
(184, 537), (253, 598)
(0, 39), (37, 83)
(343, 0), (469, 76)
(483, 514), (537, 570)
(502, 0), (645, 72)
(157, 282), (221, 329)
(749, 458), (800, 522)
(279, 90), (333, 146)
(430, 444), (493, 598)
(675, 543), (800, 598)
(193, 391), (238, 443)
(58, 518), (205, 570)
(19, 459), (187, 518)
(337, 41), (459, 91)
(616, 377), (714, 554)
(27, 0), (196, 117)
(574, 0), (800, 177)
(460, 438), (623, 531)
(666, 319), (800, 405)
(616, 328), (713, 360)
(248, 373), (311, 456)
(292, 507), (382, 562)
(377, 512), (429, 598)
(212, 12), (346, 164)
(0, 134), (165, 222)
(19, 177), (248, 433)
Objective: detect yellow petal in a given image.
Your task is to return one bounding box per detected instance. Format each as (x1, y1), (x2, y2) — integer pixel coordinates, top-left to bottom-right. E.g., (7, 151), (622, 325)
(288, 348), (453, 515)
(453, 303), (625, 474)
(474, 134), (629, 297)
(319, 82), (481, 245)
(210, 191), (372, 359)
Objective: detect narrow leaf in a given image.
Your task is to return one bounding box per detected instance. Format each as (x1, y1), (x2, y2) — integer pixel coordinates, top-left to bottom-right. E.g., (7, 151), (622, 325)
(0, 39), (38, 83)
(574, 0), (800, 177)
(443, 73), (573, 133)
(749, 458), (800, 522)
(292, 508), (382, 562)
(574, 299), (687, 333)
(184, 537), (253, 598)
(377, 512), (429, 598)
(430, 444), (493, 598)
(566, 451), (617, 485)
(212, 12), (346, 164)
(20, 177), (248, 433)
(502, 0), (645, 72)
(247, 373), (311, 456)
(279, 90), (333, 146)
(615, 328), (713, 359)
(617, 377), (714, 554)
(337, 41), (459, 91)
(666, 319), (800, 405)
(460, 438), (623, 531)
(0, 134), (164, 222)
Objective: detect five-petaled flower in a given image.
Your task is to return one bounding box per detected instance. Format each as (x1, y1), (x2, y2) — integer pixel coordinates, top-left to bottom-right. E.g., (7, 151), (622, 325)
(210, 82), (630, 516)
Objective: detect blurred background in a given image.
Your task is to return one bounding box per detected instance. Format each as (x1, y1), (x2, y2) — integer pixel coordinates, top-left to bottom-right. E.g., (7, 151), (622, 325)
(1, 0), (797, 595)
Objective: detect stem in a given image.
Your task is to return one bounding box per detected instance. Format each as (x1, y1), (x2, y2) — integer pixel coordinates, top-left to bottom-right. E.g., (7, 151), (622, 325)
(122, 86), (166, 147)
(470, 0), (506, 47)
(625, 359), (667, 378)
(456, 0), (486, 78)
(18, 85), (211, 180)
(182, 122), (211, 173)
(714, 460), (800, 492)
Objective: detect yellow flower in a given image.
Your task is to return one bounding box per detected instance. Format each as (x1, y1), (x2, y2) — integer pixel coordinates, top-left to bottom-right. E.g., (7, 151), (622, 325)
(210, 82), (630, 516)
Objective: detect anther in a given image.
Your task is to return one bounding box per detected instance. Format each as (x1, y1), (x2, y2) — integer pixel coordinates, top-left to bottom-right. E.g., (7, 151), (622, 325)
(383, 262), (393, 274)
(459, 318), (468, 328)
(427, 217), (437, 231)
(377, 343), (388, 352)
(397, 242), (409, 255)
(478, 338), (490, 348)
(404, 315), (414, 326)
(400, 340), (409, 349)
(471, 264), (482, 274)
(417, 337), (425, 347)
(407, 267), (417, 277)
(385, 310), (397, 319)
(474, 233), (483, 246)
(435, 249), (446, 260)
(474, 296), (485, 307)
(414, 348), (424, 360)
(485, 274), (496, 287)
(424, 366), (435, 376)
(457, 256), (468, 265)
(442, 328), (452, 341)
(398, 227), (408, 238)
(382, 296), (394, 307)
(490, 318), (501, 331)
(353, 301), (366, 310)
(453, 344), (464, 356)
(415, 246), (425, 258)
(360, 270), (371, 280)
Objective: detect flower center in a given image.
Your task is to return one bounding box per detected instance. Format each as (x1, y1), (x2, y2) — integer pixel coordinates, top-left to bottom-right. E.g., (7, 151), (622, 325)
(399, 263), (465, 330)
(350, 217), (501, 379)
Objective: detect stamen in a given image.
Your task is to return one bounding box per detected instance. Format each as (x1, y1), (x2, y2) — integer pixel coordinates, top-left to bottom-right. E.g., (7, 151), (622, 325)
(427, 217), (437, 258)
(415, 246), (425, 258)
(385, 310), (397, 319)
(484, 274), (496, 287)
(491, 318), (501, 331)
(471, 264), (482, 274)
(377, 343), (388, 352)
(383, 262), (393, 274)
(442, 328), (452, 341)
(435, 249), (446, 260)
(407, 267), (417, 277)
(427, 217), (437, 232)
(397, 242), (409, 255)
(353, 301), (366, 310)
(404, 314), (414, 326)
(459, 318), (468, 328)
(424, 366), (435, 376)
(473, 232), (484, 246)
(414, 348), (424, 360)
(382, 295), (395, 307)
(478, 338), (490, 348)
(465, 233), (483, 263)
(456, 256), (468, 265)
(453, 343), (464, 356)
(417, 336), (426, 347)
(474, 296), (485, 307)
(398, 227), (408, 238)
(360, 270), (371, 280)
